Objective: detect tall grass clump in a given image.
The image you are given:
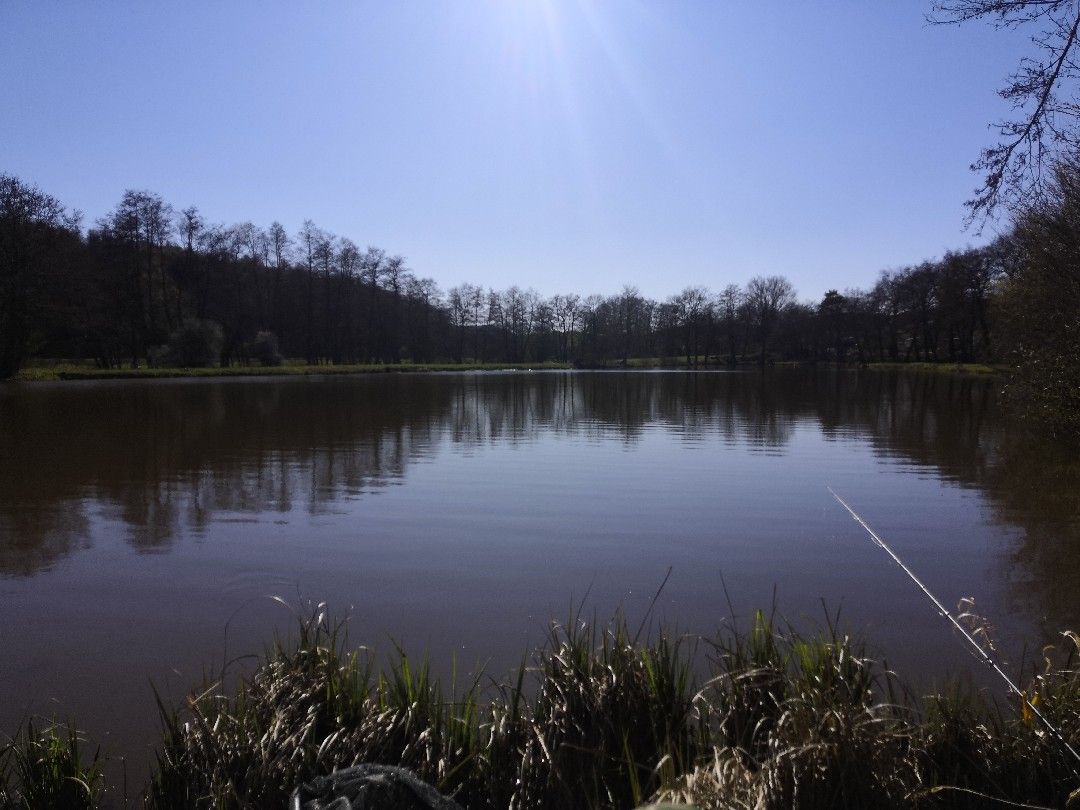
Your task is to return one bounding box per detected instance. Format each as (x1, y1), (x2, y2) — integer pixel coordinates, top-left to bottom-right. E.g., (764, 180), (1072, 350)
(912, 636), (1080, 809)
(662, 609), (919, 809)
(148, 605), (705, 809)
(659, 613), (1080, 809)
(0, 719), (103, 809)
(149, 604), (484, 808)
(481, 616), (704, 809)
(117, 603), (1080, 808)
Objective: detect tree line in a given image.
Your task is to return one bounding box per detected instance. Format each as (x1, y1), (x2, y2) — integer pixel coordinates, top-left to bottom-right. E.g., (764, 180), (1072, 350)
(0, 169), (1075, 431)
(0, 174), (1020, 368)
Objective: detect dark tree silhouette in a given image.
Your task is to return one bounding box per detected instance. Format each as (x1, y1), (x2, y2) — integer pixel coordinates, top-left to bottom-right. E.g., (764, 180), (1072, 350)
(0, 175), (79, 378)
(3, 170), (1077, 439)
(746, 276), (795, 365)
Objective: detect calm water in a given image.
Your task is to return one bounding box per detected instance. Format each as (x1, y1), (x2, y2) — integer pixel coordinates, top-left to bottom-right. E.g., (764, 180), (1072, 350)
(1, 369), (1078, 785)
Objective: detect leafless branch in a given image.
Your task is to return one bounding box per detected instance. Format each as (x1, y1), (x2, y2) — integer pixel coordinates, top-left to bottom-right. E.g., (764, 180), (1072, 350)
(930, 1), (1080, 223)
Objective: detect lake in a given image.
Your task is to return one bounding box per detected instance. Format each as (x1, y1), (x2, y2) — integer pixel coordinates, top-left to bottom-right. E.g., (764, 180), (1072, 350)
(1, 368), (1077, 787)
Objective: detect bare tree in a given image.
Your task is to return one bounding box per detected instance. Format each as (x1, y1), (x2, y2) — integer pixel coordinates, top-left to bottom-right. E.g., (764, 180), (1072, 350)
(716, 283), (743, 364)
(447, 284), (472, 362)
(172, 207), (204, 326)
(468, 284), (486, 361)
(179, 207), (203, 253)
(296, 220), (327, 363)
(616, 286), (644, 365)
(746, 275), (795, 364)
(380, 255), (408, 363)
(405, 276), (440, 361)
(266, 221), (291, 340)
(550, 293), (580, 361)
(672, 286), (712, 367)
(931, 0), (1080, 219)
(335, 238), (362, 362)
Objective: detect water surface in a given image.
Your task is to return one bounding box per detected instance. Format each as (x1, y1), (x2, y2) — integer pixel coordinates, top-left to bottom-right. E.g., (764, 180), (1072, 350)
(1, 369), (1077, 784)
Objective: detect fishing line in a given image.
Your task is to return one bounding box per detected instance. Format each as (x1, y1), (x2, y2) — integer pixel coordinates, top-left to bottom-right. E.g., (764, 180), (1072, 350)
(828, 485), (1080, 773)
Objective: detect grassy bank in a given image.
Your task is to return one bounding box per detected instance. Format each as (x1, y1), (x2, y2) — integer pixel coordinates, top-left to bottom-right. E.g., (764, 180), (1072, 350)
(11, 360), (572, 382)
(7, 359), (1011, 382)
(3, 607), (1079, 809)
(866, 361), (1006, 376)
(589, 358), (1007, 374)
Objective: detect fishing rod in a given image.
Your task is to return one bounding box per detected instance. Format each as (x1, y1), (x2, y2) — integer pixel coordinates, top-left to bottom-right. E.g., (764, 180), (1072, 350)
(827, 486), (1080, 773)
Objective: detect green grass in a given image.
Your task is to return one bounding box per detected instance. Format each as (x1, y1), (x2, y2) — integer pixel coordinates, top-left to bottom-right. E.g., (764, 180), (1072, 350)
(0, 719), (103, 809)
(866, 361), (1006, 376)
(585, 357), (751, 368)
(11, 360), (572, 382)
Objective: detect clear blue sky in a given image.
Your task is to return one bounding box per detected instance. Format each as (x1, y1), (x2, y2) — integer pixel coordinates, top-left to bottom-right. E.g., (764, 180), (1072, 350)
(1, 2), (1031, 301)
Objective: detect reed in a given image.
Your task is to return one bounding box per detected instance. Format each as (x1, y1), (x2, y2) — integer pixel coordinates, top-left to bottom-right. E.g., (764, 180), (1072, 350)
(147, 606), (704, 809)
(0, 719), (103, 809)
(140, 603), (1080, 809)
(6, 603), (1080, 808)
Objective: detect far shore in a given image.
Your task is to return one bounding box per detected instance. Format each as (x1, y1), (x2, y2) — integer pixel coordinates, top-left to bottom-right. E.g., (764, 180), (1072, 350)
(8, 358), (1007, 382)
(865, 360), (1005, 375)
(11, 360), (572, 382)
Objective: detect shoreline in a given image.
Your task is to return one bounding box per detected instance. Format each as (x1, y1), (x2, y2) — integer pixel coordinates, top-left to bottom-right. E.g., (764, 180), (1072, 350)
(9, 359), (1006, 383)
(865, 361), (1005, 375)
(10, 361), (573, 382)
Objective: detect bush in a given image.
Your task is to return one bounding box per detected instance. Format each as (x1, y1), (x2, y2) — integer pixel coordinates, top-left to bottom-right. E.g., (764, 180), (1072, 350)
(159, 320), (223, 368)
(1004, 158), (1080, 439)
(249, 331), (284, 367)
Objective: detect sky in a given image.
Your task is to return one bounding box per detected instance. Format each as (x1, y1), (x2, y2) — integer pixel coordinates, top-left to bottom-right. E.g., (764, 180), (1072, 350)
(0, 2), (1034, 301)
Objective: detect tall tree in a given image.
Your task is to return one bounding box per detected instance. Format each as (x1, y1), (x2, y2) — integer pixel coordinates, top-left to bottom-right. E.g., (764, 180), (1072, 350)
(716, 284), (744, 364)
(1001, 156), (1080, 435)
(746, 275), (795, 364)
(296, 220), (326, 364)
(0, 175), (79, 378)
(818, 289), (849, 362)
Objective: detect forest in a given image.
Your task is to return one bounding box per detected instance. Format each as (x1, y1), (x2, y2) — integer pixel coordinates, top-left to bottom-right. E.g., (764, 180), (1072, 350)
(0, 165), (1076, 433)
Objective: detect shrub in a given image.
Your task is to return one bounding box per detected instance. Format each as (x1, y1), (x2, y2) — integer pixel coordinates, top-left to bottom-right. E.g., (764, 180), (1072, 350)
(160, 320), (223, 368)
(1004, 158), (1080, 439)
(249, 331), (284, 367)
